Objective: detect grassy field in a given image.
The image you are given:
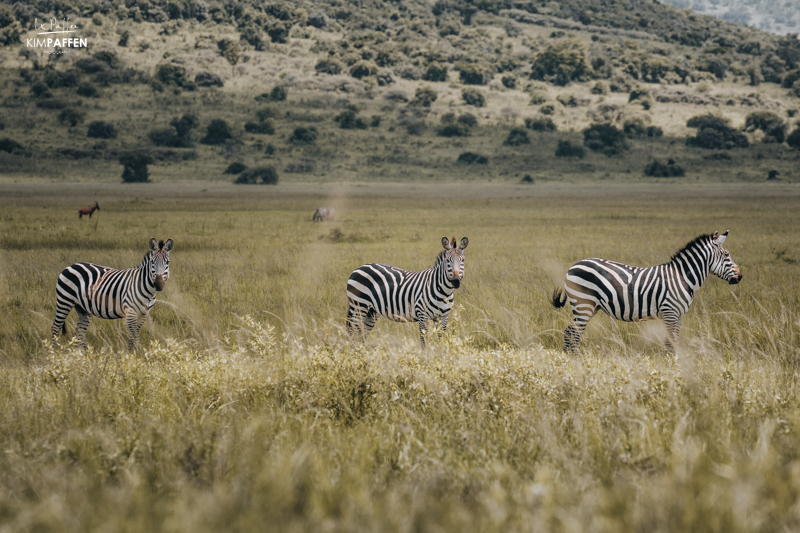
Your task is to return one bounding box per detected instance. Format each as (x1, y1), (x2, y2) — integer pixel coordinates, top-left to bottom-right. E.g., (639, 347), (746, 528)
(1, 182), (800, 531)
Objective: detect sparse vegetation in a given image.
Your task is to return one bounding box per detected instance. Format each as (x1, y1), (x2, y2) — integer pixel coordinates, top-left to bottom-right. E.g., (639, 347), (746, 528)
(644, 158), (685, 177)
(555, 140), (586, 158)
(87, 121), (117, 139)
(583, 123), (627, 156)
(461, 88), (485, 108)
(233, 166), (279, 184)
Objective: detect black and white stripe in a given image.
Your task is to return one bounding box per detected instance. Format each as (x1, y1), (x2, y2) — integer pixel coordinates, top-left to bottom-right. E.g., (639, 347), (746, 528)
(51, 238), (174, 350)
(552, 231), (741, 352)
(347, 236), (468, 345)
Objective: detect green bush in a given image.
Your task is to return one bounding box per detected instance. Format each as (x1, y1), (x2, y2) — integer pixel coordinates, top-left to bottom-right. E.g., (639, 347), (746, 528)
(0, 138), (23, 154)
(501, 76), (516, 89)
(156, 64), (187, 86)
(646, 126), (664, 137)
(787, 128), (800, 150)
(37, 99), (68, 110)
(244, 121), (276, 134)
(234, 166), (279, 184)
(270, 86), (287, 101)
(350, 60), (378, 79)
(224, 162), (247, 174)
(455, 62), (489, 85)
(622, 117), (648, 138)
(438, 124), (469, 137)
(461, 88), (485, 107)
(686, 114), (749, 149)
(529, 92), (548, 105)
(149, 115), (197, 147)
(119, 151), (153, 183)
(457, 114), (478, 128)
(424, 63), (448, 82)
(583, 123), (627, 156)
(555, 140), (585, 158)
(504, 128), (530, 146)
(200, 119), (234, 145)
(31, 82), (52, 99)
(410, 87), (438, 107)
(44, 70), (79, 89)
(58, 108), (85, 127)
(744, 111), (786, 143)
(530, 39), (592, 86)
(334, 110), (368, 129)
(87, 121), (117, 139)
(644, 159), (685, 177)
(457, 152), (488, 164)
(315, 59), (342, 75)
(76, 83), (98, 97)
(289, 127), (318, 144)
(525, 117), (556, 132)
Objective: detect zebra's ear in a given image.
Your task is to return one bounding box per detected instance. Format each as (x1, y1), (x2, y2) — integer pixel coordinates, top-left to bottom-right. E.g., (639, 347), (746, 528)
(441, 236), (450, 249)
(163, 238), (174, 252)
(149, 237), (158, 251)
(459, 237), (469, 250)
(715, 230), (728, 245)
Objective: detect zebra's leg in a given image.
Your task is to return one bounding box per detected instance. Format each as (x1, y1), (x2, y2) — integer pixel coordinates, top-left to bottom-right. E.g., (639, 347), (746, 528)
(418, 317), (430, 347)
(75, 309), (91, 351)
(662, 313), (682, 353)
(347, 303), (377, 343)
(439, 314), (449, 338)
(126, 313), (147, 351)
(51, 304), (73, 348)
(563, 302), (596, 352)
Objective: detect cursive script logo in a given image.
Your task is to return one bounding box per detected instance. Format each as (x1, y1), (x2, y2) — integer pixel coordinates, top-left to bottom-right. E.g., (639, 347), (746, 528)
(26, 17), (88, 53)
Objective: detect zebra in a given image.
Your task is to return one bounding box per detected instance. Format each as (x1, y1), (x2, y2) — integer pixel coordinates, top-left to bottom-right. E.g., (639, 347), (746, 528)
(346, 236), (468, 345)
(551, 231), (741, 353)
(51, 238), (174, 350)
(313, 207), (335, 222)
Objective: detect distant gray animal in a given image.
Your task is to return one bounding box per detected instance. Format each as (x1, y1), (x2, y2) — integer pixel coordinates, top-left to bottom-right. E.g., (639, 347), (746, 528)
(313, 207), (335, 221)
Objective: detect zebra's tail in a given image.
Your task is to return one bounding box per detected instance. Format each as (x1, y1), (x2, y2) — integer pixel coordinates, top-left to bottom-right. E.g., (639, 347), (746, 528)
(551, 287), (567, 309)
(61, 323), (67, 336)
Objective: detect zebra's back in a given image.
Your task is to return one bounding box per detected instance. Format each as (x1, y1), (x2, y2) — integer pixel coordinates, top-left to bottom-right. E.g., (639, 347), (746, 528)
(56, 262), (135, 320)
(347, 263), (426, 322)
(566, 258), (664, 322)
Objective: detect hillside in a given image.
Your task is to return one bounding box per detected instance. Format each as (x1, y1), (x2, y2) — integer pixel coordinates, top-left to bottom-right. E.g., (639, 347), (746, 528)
(0, 0), (799, 183)
(662, 0), (800, 35)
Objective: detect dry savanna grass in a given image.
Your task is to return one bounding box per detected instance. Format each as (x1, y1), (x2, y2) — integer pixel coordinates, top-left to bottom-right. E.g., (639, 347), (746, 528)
(1, 181), (800, 531)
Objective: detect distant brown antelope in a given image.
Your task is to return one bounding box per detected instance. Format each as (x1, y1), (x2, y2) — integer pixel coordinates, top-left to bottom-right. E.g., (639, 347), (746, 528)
(78, 202), (100, 219)
(313, 207), (335, 221)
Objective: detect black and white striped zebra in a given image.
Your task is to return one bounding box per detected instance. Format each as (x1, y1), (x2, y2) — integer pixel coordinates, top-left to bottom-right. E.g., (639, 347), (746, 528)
(552, 231), (741, 352)
(51, 238), (174, 350)
(346, 236), (468, 345)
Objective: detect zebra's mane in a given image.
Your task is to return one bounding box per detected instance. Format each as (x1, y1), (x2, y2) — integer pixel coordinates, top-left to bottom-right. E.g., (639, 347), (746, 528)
(670, 233), (713, 262)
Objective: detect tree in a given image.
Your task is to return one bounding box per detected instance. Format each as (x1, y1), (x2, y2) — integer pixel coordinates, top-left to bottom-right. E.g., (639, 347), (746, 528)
(218, 39), (240, 76)
(119, 151), (153, 183)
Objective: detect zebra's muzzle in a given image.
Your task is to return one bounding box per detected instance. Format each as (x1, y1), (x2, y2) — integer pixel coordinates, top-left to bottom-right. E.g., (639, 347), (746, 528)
(155, 275), (166, 291)
(451, 278), (461, 289)
(728, 267), (742, 285)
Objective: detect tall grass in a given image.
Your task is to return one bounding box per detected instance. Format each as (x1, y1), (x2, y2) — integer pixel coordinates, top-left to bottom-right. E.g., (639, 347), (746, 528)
(1, 182), (799, 530)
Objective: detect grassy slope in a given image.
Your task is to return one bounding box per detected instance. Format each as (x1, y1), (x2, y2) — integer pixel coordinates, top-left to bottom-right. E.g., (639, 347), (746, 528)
(0, 0), (799, 183)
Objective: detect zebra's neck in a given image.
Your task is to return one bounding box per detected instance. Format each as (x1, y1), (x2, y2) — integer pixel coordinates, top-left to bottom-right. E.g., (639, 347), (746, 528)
(433, 254), (456, 294)
(668, 239), (711, 294)
(135, 257), (158, 299)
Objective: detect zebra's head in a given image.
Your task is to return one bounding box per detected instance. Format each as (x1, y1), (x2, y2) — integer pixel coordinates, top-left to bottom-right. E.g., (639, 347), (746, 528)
(440, 236), (469, 288)
(709, 230), (742, 285)
(147, 237), (174, 291)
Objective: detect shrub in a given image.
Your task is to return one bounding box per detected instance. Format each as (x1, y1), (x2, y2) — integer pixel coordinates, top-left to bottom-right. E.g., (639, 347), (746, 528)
(504, 128), (530, 146)
(334, 110), (368, 129)
(438, 124), (469, 137)
(401, 116), (425, 135)
(745, 111), (786, 143)
(315, 58), (342, 75)
(583, 123), (627, 155)
(75, 58), (107, 73)
(44, 70), (79, 88)
(782, 69), (800, 89)
(308, 11), (329, 28)
(521, 174), (534, 183)
(289, 127), (318, 144)
(410, 87), (437, 108)
(350, 60), (378, 79)
(502, 76), (516, 89)
(461, 88), (485, 107)
(591, 82), (608, 95)
(149, 115), (197, 147)
(0, 138), (23, 153)
(118, 30), (130, 47)
(622, 117), (648, 138)
(31, 82), (52, 98)
(686, 114), (749, 149)
(457, 152), (488, 164)
(525, 117), (556, 132)
(384, 91), (408, 103)
(87, 121), (117, 139)
(458, 114), (478, 128)
(270, 86), (287, 101)
(424, 63), (448, 82)
(530, 39), (592, 86)
(555, 140), (585, 158)
(646, 126), (664, 137)
(76, 83), (98, 97)
(37, 99), (68, 110)
(119, 151), (153, 183)
(156, 64), (186, 86)
(371, 115), (381, 127)
(245, 120), (275, 134)
(234, 166), (279, 184)
(455, 62), (488, 85)
(529, 92), (547, 105)
(787, 128), (800, 150)
(256, 107), (279, 122)
(644, 159), (685, 177)
(195, 72), (223, 88)
(223, 162), (247, 174)
(285, 158), (316, 173)
(58, 107), (85, 127)
(200, 119), (234, 145)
